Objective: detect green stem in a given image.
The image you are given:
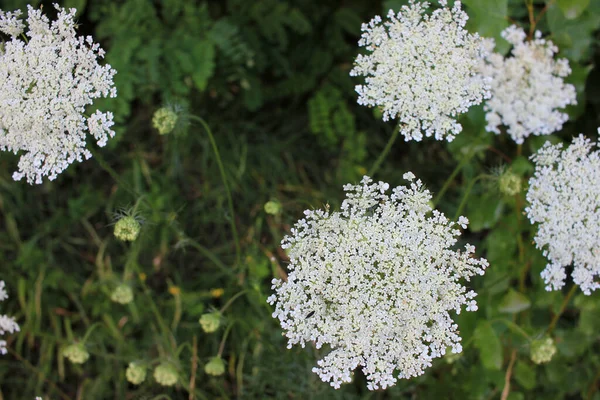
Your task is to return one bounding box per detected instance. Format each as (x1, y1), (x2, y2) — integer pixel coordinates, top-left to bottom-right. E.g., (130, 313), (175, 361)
(453, 174), (488, 221)
(547, 285), (578, 334)
(218, 322), (235, 357)
(219, 290), (248, 314)
(81, 322), (103, 343)
(368, 123), (401, 177)
(492, 318), (531, 341)
(189, 115), (241, 267)
(90, 148), (141, 201)
(433, 150), (476, 207)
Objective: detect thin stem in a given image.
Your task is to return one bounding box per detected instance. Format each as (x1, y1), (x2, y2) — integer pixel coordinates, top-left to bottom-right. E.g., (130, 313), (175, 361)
(547, 285), (578, 334)
(433, 150), (475, 207)
(219, 290), (248, 314)
(90, 148), (141, 201)
(501, 349), (518, 400)
(81, 322), (103, 343)
(189, 115), (241, 267)
(492, 318), (531, 341)
(368, 123), (401, 177)
(189, 336), (198, 400)
(453, 174), (488, 221)
(217, 322), (235, 357)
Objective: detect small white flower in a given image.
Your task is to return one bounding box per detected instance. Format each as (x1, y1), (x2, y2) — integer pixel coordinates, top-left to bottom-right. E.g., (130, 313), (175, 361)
(269, 174), (488, 390)
(0, 4), (117, 184)
(480, 25), (576, 144)
(0, 280), (20, 355)
(526, 135), (600, 294)
(350, 0), (490, 142)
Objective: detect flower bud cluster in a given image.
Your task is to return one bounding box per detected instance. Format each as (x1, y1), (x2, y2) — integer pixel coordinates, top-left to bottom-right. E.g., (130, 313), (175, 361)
(526, 134), (600, 294)
(268, 174), (488, 390)
(480, 25), (576, 144)
(350, 0), (490, 141)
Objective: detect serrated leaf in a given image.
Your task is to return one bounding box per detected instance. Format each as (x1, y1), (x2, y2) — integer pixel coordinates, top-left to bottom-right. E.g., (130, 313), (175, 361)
(191, 40), (215, 91)
(474, 321), (503, 370)
(498, 289), (531, 314)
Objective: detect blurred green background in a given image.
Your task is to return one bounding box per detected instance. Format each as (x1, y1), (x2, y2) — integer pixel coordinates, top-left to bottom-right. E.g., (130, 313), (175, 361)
(1, 0), (600, 399)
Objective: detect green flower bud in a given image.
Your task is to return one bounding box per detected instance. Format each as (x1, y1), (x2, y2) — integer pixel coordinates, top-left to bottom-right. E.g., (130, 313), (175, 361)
(63, 343), (89, 364)
(111, 284), (133, 304)
(530, 336), (556, 364)
(126, 362), (146, 385)
(114, 216), (141, 242)
(264, 200), (282, 215)
(499, 170), (521, 196)
(153, 363), (178, 386)
(204, 356), (226, 376)
(199, 312), (221, 333)
(152, 107), (178, 135)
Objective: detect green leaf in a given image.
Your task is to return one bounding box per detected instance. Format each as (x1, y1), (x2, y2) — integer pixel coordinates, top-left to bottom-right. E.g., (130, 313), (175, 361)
(514, 361), (536, 389)
(474, 321), (503, 370)
(462, 0), (510, 54)
(558, 0), (590, 19)
(498, 289), (531, 314)
(191, 40), (215, 91)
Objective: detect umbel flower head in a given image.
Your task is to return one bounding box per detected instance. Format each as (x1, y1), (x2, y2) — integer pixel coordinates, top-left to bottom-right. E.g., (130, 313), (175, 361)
(0, 4), (117, 184)
(204, 356), (226, 376)
(480, 25), (576, 144)
(530, 336), (556, 364)
(154, 363), (178, 386)
(525, 134), (600, 295)
(268, 174), (488, 390)
(199, 311), (221, 333)
(350, 0), (490, 142)
(0, 280), (20, 355)
(62, 343), (89, 364)
(114, 215), (141, 242)
(110, 284), (134, 304)
(126, 362), (147, 385)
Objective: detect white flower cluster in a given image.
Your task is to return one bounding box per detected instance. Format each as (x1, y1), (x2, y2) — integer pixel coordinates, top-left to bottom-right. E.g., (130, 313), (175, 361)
(480, 25), (576, 144)
(1, 280), (20, 355)
(0, 4), (117, 184)
(350, 0), (490, 142)
(268, 174), (488, 390)
(526, 134), (600, 295)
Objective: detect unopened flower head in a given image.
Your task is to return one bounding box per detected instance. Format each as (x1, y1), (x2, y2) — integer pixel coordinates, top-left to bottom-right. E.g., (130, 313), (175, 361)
(152, 106), (179, 135)
(268, 174), (488, 390)
(350, 0), (490, 142)
(199, 311), (221, 333)
(204, 356), (226, 376)
(111, 284), (133, 305)
(480, 26), (576, 144)
(126, 362), (147, 385)
(530, 336), (556, 364)
(525, 134), (600, 294)
(0, 280), (20, 355)
(63, 343), (89, 364)
(114, 216), (141, 242)
(0, 4), (117, 184)
(154, 363), (178, 386)
(498, 169), (521, 196)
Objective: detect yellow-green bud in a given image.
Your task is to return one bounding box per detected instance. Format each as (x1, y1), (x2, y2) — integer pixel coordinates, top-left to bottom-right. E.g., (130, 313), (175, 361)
(126, 362), (147, 385)
(264, 200), (282, 216)
(114, 216), (141, 242)
(152, 107), (178, 135)
(499, 171), (521, 196)
(153, 363), (178, 386)
(199, 312), (221, 333)
(63, 343), (89, 364)
(530, 336), (556, 364)
(204, 356), (226, 376)
(111, 284), (133, 304)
